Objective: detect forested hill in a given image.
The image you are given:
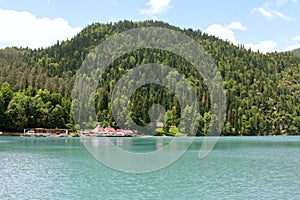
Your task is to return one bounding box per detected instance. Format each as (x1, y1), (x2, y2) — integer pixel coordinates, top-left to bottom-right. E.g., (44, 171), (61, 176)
(292, 48), (300, 58)
(0, 20), (299, 135)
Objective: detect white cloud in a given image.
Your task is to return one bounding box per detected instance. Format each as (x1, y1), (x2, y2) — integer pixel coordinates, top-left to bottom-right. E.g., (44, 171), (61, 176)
(283, 34), (300, 51)
(284, 43), (300, 51)
(189, 21), (278, 53)
(292, 35), (300, 41)
(275, 0), (288, 6)
(140, 0), (172, 15)
(273, 10), (293, 21)
(245, 40), (278, 53)
(225, 22), (248, 31)
(204, 24), (238, 44)
(251, 6), (293, 21)
(252, 7), (273, 19)
(204, 22), (247, 45)
(276, 0), (299, 5)
(0, 9), (82, 49)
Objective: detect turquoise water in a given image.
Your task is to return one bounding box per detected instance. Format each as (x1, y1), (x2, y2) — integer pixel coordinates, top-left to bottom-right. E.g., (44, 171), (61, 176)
(1, 136), (300, 199)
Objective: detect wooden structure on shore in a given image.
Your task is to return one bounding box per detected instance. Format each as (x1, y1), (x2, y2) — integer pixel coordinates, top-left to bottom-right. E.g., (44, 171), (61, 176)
(24, 128), (69, 137)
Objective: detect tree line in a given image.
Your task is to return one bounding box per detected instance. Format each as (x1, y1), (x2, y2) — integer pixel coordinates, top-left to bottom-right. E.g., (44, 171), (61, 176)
(0, 83), (73, 132)
(0, 20), (299, 135)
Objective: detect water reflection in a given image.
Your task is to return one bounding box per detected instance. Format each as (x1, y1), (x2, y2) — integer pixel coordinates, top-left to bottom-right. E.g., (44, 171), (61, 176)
(81, 137), (194, 153)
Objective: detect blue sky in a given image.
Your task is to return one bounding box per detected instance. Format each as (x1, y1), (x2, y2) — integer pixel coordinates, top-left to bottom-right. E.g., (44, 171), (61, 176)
(1, 0), (300, 52)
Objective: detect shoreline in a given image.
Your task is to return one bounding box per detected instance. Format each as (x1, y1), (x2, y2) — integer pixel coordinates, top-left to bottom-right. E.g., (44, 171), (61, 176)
(0, 132), (70, 137)
(0, 132), (135, 138)
(0, 132), (297, 137)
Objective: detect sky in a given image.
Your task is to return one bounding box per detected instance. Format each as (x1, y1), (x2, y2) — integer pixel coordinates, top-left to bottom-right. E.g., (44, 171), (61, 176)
(1, 0), (300, 53)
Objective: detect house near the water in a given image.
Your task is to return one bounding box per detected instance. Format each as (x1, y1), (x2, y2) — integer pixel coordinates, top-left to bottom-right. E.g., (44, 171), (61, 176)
(91, 125), (134, 136)
(156, 122), (164, 128)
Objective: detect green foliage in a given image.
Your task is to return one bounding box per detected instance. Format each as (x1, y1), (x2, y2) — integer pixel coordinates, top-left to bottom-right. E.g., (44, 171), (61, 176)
(163, 110), (173, 134)
(155, 128), (164, 136)
(0, 83), (71, 131)
(0, 20), (299, 135)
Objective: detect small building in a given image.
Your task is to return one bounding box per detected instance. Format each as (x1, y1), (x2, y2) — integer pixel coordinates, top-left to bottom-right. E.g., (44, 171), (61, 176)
(116, 129), (134, 136)
(105, 127), (116, 136)
(105, 127), (116, 132)
(115, 129), (125, 136)
(156, 122), (164, 128)
(93, 125), (105, 134)
(32, 128), (69, 135)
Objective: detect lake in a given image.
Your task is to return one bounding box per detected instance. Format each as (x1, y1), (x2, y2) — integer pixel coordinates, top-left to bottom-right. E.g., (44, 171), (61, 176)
(1, 136), (300, 199)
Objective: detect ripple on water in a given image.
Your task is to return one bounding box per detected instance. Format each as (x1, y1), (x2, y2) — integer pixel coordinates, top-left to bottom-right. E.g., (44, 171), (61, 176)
(0, 137), (300, 199)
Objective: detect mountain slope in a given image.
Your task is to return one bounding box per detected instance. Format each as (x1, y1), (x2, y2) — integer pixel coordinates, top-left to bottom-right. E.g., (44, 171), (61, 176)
(0, 20), (299, 135)
(292, 48), (300, 58)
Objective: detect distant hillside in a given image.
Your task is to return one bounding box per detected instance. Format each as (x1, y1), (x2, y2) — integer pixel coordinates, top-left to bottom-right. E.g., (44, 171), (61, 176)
(292, 48), (300, 58)
(0, 20), (299, 135)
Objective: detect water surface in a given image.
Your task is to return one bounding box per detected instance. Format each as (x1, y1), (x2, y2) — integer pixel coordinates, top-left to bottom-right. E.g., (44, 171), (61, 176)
(0, 136), (300, 199)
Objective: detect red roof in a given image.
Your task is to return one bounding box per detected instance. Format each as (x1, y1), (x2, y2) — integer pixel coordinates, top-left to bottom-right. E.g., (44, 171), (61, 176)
(93, 125), (105, 133)
(105, 127), (116, 132)
(116, 129), (134, 134)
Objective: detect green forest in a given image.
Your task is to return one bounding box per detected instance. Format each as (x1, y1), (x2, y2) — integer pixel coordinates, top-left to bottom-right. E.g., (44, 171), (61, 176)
(0, 20), (299, 136)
